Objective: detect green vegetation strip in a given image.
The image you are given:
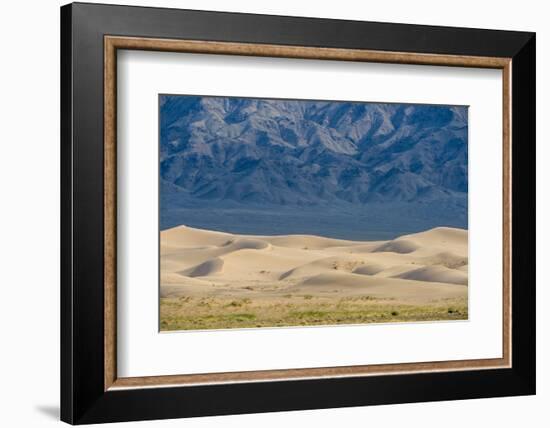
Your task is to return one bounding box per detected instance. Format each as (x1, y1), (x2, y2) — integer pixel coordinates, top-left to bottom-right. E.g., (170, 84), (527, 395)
(160, 296), (468, 331)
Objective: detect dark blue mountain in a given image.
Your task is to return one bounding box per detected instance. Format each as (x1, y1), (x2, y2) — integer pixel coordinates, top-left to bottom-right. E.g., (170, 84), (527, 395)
(159, 95), (468, 237)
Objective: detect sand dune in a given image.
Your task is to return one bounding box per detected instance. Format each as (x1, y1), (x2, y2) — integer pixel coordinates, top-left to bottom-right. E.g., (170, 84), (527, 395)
(394, 265), (468, 285)
(160, 275), (211, 298)
(160, 225), (468, 304)
(279, 255), (363, 280)
(258, 234), (362, 250)
(374, 239), (419, 254)
(182, 257), (224, 277)
(293, 271), (466, 301)
(161, 225), (233, 248)
(352, 263), (388, 276)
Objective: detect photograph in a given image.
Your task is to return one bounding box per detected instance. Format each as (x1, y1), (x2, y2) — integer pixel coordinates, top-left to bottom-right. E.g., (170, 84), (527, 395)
(159, 94), (469, 331)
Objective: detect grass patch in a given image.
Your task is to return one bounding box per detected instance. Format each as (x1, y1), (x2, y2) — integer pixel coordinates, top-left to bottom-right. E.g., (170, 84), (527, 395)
(227, 313), (256, 321)
(290, 310), (327, 319)
(224, 298), (252, 308)
(160, 296), (468, 331)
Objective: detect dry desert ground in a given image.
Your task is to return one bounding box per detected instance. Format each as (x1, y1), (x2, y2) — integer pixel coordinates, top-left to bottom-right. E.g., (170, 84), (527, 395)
(160, 225), (468, 330)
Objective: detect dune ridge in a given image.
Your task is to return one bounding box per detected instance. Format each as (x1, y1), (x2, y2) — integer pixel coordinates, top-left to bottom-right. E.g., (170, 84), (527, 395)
(160, 225), (468, 303)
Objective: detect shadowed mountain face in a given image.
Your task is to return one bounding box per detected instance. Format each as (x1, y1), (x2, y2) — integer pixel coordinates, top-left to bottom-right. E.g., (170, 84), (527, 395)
(159, 95), (468, 237)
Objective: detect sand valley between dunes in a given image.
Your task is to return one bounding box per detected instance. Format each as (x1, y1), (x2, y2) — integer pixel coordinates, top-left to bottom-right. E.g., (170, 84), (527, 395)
(160, 226), (468, 331)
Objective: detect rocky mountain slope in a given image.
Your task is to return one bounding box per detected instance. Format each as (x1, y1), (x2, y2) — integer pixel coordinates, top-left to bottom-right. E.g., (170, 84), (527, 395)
(159, 95), (468, 235)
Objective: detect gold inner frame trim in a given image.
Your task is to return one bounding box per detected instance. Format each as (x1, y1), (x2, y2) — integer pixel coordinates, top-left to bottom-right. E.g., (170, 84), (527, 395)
(104, 35), (512, 391)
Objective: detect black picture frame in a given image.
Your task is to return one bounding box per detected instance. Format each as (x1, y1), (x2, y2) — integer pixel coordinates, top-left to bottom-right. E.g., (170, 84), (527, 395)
(61, 2), (535, 424)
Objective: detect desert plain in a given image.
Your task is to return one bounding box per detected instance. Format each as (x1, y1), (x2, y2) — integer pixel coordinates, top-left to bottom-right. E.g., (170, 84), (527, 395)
(160, 225), (468, 331)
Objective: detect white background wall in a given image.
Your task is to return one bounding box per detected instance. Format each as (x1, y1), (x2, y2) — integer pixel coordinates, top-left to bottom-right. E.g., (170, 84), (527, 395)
(0, 0), (546, 426)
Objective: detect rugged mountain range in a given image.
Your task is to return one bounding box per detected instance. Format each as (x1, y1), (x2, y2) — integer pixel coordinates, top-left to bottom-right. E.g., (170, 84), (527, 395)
(160, 95), (467, 208)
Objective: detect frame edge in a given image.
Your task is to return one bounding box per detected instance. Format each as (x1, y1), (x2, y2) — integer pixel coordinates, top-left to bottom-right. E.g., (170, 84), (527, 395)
(104, 35), (513, 390)
(510, 32), (536, 394)
(63, 3), (536, 423)
(60, 2), (75, 425)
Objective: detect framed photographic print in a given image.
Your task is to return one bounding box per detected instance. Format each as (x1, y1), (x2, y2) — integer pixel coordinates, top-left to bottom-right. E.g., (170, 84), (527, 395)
(60, 2), (536, 424)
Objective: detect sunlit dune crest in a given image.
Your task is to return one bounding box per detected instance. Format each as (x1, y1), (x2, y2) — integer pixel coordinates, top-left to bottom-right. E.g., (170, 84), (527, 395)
(161, 225), (468, 302)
